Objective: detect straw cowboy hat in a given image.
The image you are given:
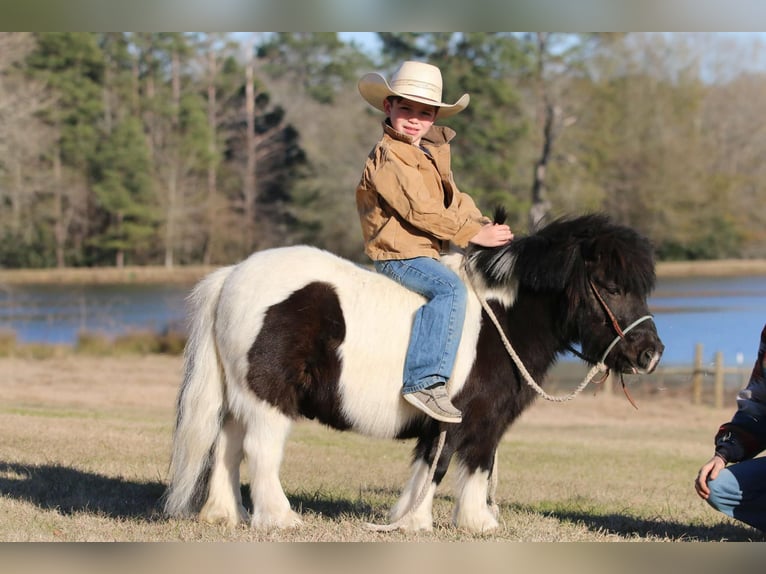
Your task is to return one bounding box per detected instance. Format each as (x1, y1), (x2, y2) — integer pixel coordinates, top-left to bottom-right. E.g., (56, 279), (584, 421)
(358, 60), (470, 118)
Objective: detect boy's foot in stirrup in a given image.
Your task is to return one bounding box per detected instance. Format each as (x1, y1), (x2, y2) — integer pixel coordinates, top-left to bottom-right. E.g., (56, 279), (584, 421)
(403, 383), (462, 423)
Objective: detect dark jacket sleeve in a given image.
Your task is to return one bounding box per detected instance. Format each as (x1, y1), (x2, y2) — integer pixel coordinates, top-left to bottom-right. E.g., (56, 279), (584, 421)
(714, 324), (766, 463)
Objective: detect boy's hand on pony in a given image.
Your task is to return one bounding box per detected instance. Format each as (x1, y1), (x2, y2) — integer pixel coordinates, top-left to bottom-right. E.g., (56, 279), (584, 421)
(470, 223), (514, 248)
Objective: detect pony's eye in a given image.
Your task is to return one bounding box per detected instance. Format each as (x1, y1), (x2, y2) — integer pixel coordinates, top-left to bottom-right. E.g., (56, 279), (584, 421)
(595, 280), (619, 295)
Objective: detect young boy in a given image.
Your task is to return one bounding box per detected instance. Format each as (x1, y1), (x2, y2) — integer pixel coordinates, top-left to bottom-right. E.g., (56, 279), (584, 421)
(356, 61), (513, 423)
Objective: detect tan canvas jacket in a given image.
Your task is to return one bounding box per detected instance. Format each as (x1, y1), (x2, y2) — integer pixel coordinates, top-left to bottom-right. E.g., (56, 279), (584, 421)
(356, 122), (489, 261)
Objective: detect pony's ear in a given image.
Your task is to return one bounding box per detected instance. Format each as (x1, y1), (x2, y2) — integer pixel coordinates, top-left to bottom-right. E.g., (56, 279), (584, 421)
(492, 206), (508, 225)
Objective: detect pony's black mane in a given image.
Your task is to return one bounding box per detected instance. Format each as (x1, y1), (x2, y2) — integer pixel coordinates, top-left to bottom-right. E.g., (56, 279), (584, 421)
(467, 211), (656, 296)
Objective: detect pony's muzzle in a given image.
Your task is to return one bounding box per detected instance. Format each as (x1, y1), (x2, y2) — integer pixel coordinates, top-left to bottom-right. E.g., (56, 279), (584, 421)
(637, 345), (663, 373)
(630, 332), (664, 374)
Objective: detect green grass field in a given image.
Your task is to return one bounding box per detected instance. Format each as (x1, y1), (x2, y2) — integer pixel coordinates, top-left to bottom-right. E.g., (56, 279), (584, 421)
(1, 354), (763, 542)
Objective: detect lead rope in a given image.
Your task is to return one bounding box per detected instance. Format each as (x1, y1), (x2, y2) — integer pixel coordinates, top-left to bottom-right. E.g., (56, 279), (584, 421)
(472, 282), (609, 402)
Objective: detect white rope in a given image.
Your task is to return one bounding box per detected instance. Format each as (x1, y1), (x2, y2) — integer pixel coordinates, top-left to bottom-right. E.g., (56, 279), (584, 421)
(487, 448), (499, 518)
(473, 286), (608, 402)
(599, 314), (654, 363)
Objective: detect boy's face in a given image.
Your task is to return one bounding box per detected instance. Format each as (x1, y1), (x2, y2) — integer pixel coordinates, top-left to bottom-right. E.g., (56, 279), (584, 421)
(384, 97), (437, 146)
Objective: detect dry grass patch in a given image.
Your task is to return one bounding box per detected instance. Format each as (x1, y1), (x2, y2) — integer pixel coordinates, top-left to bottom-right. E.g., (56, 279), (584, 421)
(1, 356), (763, 541)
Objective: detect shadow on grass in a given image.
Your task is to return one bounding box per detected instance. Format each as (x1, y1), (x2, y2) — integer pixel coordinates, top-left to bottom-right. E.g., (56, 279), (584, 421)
(281, 488), (766, 541)
(507, 502), (766, 542)
(0, 461), (382, 524)
(243, 484), (380, 522)
(5, 462), (759, 541)
(0, 461), (165, 520)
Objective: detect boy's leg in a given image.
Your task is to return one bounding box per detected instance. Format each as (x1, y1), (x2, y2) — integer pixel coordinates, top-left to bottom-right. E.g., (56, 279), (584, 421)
(374, 257), (467, 422)
(707, 457), (766, 532)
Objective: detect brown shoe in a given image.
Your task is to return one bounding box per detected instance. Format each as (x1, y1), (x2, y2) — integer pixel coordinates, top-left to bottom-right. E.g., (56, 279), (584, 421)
(403, 384), (462, 423)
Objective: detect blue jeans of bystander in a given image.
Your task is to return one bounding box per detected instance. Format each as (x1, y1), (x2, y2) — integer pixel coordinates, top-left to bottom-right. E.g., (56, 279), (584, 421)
(706, 456), (766, 532)
(374, 257), (467, 395)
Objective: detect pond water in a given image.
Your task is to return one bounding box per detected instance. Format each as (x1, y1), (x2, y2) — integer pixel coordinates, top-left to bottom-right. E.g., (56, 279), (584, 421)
(649, 275), (766, 365)
(1, 274), (765, 366)
(0, 283), (188, 345)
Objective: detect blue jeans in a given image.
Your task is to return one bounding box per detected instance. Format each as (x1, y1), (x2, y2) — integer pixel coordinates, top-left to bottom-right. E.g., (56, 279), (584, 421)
(374, 257), (467, 395)
(706, 457), (766, 531)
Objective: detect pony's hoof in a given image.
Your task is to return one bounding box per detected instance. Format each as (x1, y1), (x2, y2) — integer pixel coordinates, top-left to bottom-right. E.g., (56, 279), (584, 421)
(385, 511), (434, 532)
(251, 509), (303, 530)
(453, 509), (500, 533)
(199, 504), (248, 527)
(399, 519), (434, 532)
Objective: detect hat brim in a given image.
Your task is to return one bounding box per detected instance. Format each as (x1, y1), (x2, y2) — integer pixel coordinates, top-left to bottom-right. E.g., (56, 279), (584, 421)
(358, 72), (469, 119)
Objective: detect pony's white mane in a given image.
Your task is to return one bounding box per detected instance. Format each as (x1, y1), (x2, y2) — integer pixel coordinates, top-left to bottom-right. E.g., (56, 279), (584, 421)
(441, 251), (518, 309)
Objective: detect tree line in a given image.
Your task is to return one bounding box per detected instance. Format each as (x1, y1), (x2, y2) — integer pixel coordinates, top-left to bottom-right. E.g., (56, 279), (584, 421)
(1, 32), (765, 269)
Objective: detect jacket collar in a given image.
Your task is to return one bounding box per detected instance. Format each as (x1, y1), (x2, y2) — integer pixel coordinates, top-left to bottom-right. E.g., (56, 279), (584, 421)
(382, 121), (456, 147)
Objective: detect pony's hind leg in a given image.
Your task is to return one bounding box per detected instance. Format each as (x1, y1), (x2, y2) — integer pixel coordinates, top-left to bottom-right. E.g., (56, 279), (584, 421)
(244, 402), (302, 529)
(199, 416), (250, 526)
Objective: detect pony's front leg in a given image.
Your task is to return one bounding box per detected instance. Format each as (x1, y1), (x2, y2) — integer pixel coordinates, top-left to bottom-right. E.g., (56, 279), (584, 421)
(199, 416), (250, 526)
(243, 404), (302, 529)
(389, 459), (436, 531)
(452, 458), (499, 532)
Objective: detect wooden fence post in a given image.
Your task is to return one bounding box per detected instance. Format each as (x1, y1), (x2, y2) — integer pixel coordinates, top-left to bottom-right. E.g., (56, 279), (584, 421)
(714, 351), (724, 409)
(692, 343), (703, 405)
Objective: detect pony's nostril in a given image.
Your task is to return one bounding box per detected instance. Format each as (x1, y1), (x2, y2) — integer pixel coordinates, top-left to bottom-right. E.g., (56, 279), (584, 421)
(639, 348), (655, 368)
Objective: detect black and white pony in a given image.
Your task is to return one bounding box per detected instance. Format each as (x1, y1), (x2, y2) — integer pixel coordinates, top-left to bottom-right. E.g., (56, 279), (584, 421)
(163, 212), (664, 532)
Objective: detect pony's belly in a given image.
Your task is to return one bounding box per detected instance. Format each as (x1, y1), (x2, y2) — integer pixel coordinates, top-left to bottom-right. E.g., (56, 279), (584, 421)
(336, 332), (414, 438)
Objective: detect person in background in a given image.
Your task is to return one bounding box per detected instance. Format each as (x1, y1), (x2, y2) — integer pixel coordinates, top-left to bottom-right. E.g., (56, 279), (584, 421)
(694, 323), (766, 532)
(355, 61), (513, 424)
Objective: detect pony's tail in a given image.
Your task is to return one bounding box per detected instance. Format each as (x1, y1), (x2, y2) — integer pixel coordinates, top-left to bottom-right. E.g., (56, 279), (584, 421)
(163, 265), (234, 518)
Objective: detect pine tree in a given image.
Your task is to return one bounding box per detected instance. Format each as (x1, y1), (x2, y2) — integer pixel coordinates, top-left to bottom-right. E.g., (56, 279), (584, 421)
(91, 117), (156, 266)
(27, 32), (105, 267)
